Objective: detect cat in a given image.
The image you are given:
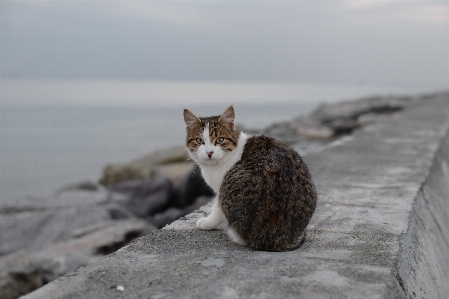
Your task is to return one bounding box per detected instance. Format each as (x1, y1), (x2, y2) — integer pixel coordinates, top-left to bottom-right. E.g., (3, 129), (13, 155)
(183, 105), (317, 251)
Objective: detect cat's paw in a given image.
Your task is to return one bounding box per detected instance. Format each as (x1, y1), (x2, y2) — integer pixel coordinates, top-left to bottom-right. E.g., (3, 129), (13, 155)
(196, 217), (217, 230)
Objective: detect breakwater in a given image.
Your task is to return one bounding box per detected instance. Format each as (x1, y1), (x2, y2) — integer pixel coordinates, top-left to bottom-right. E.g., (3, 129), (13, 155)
(17, 92), (449, 298)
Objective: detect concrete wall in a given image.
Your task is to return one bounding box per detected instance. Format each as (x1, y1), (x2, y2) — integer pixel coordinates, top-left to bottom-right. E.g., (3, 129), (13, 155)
(22, 93), (449, 299)
(394, 121), (449, 298)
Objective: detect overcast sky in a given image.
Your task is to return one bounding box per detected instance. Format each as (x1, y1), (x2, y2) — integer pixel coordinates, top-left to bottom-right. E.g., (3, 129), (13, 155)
(1, 1), (448, 90)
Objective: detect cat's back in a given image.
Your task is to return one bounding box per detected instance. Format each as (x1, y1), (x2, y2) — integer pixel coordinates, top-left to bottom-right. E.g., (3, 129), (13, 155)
(237, 135), (302, 171)
(220, 135), (317, 251)
(227, 135), (311, 184)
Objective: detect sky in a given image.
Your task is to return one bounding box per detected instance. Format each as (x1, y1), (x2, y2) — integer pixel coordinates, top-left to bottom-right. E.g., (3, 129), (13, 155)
(1, 1), (448, 96)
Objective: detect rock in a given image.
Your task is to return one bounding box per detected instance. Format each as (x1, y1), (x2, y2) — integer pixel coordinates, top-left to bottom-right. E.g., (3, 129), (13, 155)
(283, 95), (425, 142)
(308, 95), (412, 124)
(0, 205), (112, 255)
(0, 190), (134, 256)
(0, 251), (43, 299)
(106, 164), (213, 221)
(151, 196), (211, 228)
(34, 218), (155, 283)
(151, 207), (188, 229)
(0, 202), (155, 289)
(150, 162), (193, 188)
(99, 146), (188, 186)
(329, 118), (361, 136)
(99, 164), (143, 186)
(55, 181), (98, 194)
(0, 203), (155, 288)
(262, 122), (302, 144)
(103, 202), (136, 220)
(296, 125), (334, 140)
(357, 112), (381, 125)
(0, 188), (127, 213)
(129, 146), (188, 170)
(292, 139), (328, 157)
(172, 164), (214, 209)
(235, 123), (260, 135)
(107, 177), (174, 217)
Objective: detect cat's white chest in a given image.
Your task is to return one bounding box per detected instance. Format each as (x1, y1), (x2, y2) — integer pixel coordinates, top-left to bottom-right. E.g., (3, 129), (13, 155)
(200, 164), (230, 193)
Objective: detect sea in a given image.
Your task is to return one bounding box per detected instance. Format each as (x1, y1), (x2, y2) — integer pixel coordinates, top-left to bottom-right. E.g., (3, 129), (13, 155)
(1, 80), (443, 205)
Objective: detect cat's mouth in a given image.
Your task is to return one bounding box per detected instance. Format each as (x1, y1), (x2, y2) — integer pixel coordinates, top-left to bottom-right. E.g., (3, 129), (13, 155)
(198, 155), (221, 165)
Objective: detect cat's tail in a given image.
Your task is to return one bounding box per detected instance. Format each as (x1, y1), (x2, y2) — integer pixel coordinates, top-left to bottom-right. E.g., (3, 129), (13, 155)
(226, 226), (248, 246)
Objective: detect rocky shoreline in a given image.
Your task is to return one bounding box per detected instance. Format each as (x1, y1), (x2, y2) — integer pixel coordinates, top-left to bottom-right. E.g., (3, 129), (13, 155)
(0, 91), (444, 299)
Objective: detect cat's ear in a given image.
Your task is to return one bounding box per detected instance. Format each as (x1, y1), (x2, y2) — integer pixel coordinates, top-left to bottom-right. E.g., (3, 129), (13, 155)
(183, 109), (200, 128)
(219, 105), (235, 131)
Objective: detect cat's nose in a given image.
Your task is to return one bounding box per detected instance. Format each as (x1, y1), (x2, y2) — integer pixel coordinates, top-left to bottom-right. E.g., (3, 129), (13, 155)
(207, 151), (214, 158)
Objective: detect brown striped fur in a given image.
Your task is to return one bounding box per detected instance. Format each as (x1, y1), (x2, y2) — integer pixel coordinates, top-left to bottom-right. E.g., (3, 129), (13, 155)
(221, 135), (317, 251)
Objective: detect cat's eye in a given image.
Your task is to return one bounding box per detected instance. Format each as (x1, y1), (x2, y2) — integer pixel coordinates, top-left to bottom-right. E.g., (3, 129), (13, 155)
(196, 138), (204, 144)
(216, 137), (224, 144)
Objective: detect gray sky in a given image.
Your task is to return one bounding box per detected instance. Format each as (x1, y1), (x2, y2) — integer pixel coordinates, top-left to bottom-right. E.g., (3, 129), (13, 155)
(1, 1), (448, 89)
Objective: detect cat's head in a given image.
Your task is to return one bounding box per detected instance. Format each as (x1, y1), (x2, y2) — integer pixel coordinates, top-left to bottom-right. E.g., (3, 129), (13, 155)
(183, 106), (240, 166)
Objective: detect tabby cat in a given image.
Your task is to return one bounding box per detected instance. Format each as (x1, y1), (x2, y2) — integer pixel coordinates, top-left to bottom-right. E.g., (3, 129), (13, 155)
(183, 106), (317, 251)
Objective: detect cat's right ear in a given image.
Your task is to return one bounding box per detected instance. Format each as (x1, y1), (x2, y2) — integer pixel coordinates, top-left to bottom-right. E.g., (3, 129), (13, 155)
(183, 109), (200, 128)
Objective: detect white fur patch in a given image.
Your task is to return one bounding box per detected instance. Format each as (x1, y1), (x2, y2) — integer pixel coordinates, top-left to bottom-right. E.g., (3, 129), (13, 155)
(202, 123), (211, 147)
(198, 132), (249, 193)
(193, 130), (250, 236)
(191, 122), (223, 166)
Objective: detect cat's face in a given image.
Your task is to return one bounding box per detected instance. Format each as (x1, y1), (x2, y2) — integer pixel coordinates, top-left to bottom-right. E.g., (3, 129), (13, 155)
(183, 106), (240, 166)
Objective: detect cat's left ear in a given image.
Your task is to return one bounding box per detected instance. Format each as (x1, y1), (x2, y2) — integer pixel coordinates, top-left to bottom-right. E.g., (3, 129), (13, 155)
(219, 105), (235, 131)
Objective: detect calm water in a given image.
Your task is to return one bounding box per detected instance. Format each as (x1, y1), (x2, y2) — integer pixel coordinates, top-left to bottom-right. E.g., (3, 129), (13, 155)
(0, 103), (316, 204)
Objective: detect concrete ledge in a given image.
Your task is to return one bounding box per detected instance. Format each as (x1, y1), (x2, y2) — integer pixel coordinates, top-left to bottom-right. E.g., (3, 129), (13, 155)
(22, 94), (449, 298)
(394, 113), (449, 298)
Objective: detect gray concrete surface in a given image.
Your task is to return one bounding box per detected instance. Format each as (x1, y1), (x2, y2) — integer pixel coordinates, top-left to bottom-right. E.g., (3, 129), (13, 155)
(22, 93), (449, 299)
